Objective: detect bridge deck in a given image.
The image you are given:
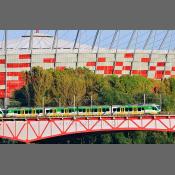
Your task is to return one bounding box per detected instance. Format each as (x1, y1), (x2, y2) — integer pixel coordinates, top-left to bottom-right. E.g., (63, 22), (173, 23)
(0, 115), (175, 143)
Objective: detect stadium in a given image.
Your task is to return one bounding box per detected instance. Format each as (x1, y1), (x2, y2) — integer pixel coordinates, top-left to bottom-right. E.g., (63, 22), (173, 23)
(0, 30), (175, 106)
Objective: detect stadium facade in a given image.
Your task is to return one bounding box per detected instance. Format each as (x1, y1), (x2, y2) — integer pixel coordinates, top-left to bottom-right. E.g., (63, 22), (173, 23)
(0, 30), (175, 101)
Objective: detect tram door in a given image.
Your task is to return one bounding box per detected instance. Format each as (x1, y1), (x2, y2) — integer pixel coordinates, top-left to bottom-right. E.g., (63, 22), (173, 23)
(64, 108), (69, 116)
(52, 109), (56, 116)
(86, 108), (90, 116)
(120, 107), (125, 114)
(133, 107), (138, 114)
(21, 109), (25, 117)
(32, 109), (36, 117)
(98, 108), (102, 115)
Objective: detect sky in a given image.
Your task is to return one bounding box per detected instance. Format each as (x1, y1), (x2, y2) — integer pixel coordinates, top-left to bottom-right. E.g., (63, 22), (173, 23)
(0, 30), (174, 50)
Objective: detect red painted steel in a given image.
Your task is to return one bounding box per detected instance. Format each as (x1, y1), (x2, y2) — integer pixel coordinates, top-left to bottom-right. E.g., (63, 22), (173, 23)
(0, 115), (175, 143)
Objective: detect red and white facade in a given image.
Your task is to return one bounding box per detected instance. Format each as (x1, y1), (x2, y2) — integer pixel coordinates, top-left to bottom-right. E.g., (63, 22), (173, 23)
(1, 115), (175, 143)
(1, 49), (175, 98)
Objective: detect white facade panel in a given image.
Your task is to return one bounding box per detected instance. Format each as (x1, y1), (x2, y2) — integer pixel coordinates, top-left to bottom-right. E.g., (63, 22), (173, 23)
(0, 85), (5, 89)
(96, 62), (113, 66)
(7, 76), (18, 80)
(7, 67), (30, 72)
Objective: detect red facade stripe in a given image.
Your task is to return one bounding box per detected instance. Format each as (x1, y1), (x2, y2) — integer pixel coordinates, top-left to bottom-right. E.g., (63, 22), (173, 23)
(115, 62), (123, 66)
(123, 66), (131, 70)
(96, 66), (105, 70)
(165, 71), (171, 75)
(56, 66), (65, 71)
(104, 66), (114, 71)
(98, 57), (106, 62)
(7, 63), (30, 68)
(141, 58), (151, 62)
(124, 53), (133, 58)
(43, 58), (56, 63)
(155, 74), (163, 79)
(0, 59), (5, 64)
(150, 66), (156, 71)
(7, 72), (23, 76)
(86, 62), (96, 66)
(114, 70), (122, 74)
(132, 70), (140, 74)
(172, 67), (175, 71)
(156, 70), (164, 75)
(157, 62), (165, 66)
(104, 70), (113, 74)
(19, 54), (31, 59)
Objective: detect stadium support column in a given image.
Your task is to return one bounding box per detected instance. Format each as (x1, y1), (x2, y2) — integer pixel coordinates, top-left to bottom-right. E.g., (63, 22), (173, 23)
(93, 30), (100, 74)
(4, 30), (9, 109)
(53, 30), (58, 70)
(131, 30), (138, 76)
(163, 30), (172, 79)
(74, 30), (80, 69)
(148, 31), (157, 78)
(109, 30), (118, 49)
(113, 30), (120, 74)
(143, 30), (153, 49)
(29, 30), (33, 72)
(127, 30), (136, 49)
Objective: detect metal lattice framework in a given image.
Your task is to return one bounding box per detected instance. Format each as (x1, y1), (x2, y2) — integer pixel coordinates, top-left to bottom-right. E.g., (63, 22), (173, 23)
(0, 30), (175, 51)
(1, 115), (175, 143)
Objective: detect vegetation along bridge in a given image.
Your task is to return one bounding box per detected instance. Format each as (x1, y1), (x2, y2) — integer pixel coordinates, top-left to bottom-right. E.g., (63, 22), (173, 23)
(0, 115), (175, 143)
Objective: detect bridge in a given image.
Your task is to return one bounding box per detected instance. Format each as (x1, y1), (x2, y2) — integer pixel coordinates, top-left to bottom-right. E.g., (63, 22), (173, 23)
(1, 115), (175, 143)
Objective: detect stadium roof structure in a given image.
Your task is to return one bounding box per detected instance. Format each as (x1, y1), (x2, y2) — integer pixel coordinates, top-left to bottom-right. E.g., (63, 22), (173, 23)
(0, 30), (175, 53)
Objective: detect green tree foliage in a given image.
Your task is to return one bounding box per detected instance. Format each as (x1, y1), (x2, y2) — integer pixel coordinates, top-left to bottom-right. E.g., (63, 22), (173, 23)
(11, 67), (175, 144)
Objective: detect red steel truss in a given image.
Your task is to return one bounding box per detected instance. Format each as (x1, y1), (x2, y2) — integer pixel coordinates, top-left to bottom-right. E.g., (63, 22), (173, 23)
(1, 115), (175, 143)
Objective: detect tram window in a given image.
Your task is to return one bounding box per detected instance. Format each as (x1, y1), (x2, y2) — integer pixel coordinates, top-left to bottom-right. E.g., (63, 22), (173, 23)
(29, 110), (32, 114)
(61, 109), (64, 113)
(25, 110), (28, 114)
(46, 110), (50, 114)
(142, 107), (144, 110)
(93, 109), (97, 112)
(50, 109), (53, 113)
(152, 107), (156, 110)
(125, 108), (129, 112)
(36, 109), (40, 114)
(83, 109), (86, 112)
(113, 108), (116, 112)
(102, 108), (106, 112)
(106, 108), (109, 111)
(138, 107), (141, 111)
(117, 108), (120, 112)
(69, 109), (72, 113)
(129, 108), (132, 111)
(14, 110), (17, 114)
(18, 111), (20, 114)
(79, 109), (82, 112)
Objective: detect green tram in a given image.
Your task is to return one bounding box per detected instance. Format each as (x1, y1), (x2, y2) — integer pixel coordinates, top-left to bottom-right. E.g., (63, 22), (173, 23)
(0, 104), (161, 118)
